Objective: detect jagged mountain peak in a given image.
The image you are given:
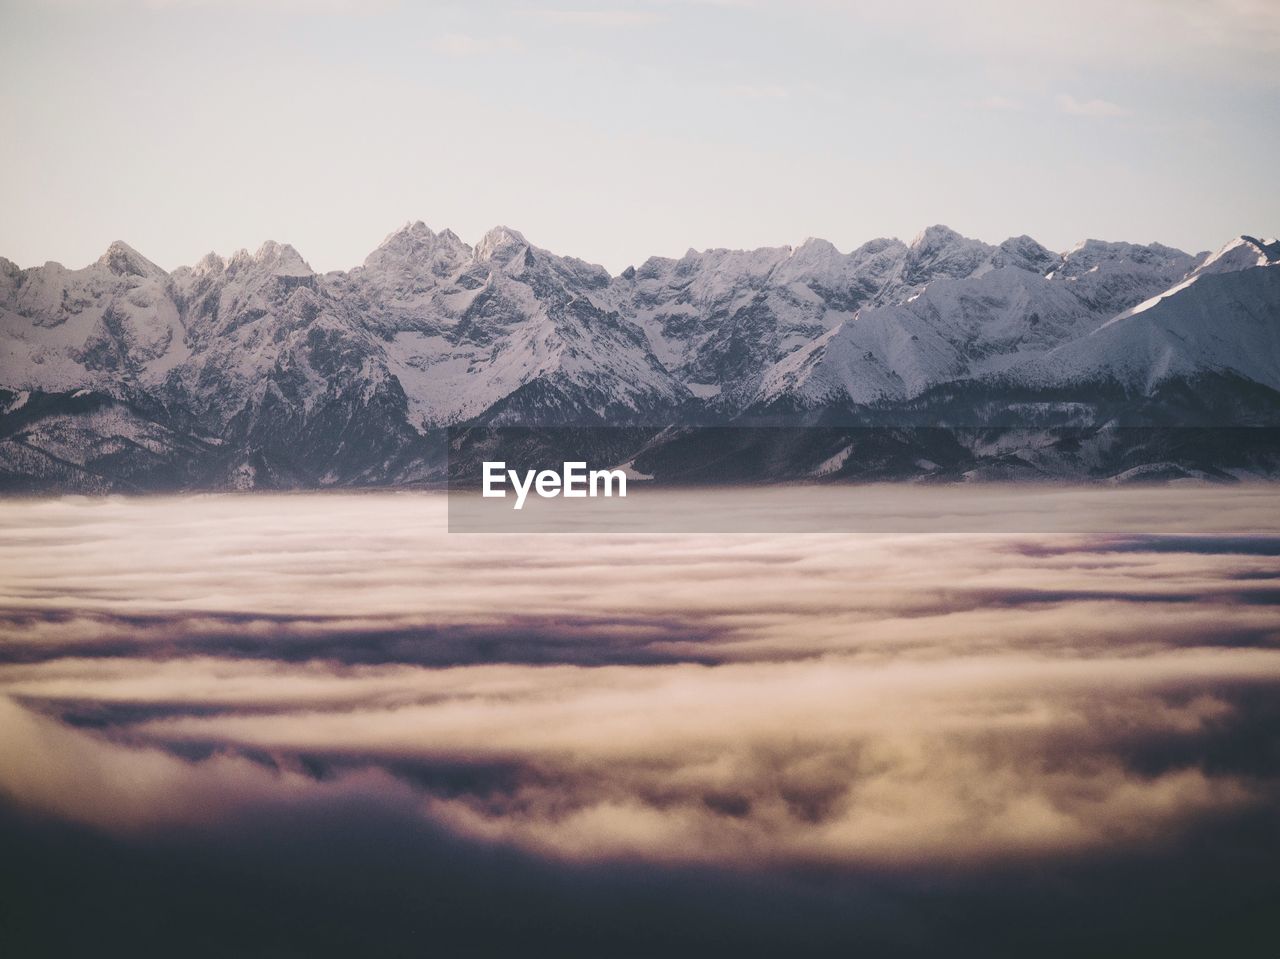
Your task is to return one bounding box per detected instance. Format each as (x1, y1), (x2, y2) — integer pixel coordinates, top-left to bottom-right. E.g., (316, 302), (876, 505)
(191, 252), (227, 276)
(675, 245), (793, 275)
(372, 219), (439, 249)
(903, 225), (992, 285)
(780, 237), (849, 275)
(364, 220), (471, 271)
(795, 237), (838, 253)
(222, 241), (313, 278)
(1197, 235), (1280, 275)
(95, 240), (164, 279)
(994, 235), (1061, 274)
(254, 241), (312, 275)
(1060, 238), (1192, 269)
(785, 237), (848, 269)
(382, 220), (463, 247)
(909, 224), (968, 251)
(475, 225), (530, 262)
(846, 236), (909, 265)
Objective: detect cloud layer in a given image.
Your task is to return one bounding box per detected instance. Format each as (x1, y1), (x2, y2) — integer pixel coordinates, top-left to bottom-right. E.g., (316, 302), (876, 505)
(1, 491), (1279, 952)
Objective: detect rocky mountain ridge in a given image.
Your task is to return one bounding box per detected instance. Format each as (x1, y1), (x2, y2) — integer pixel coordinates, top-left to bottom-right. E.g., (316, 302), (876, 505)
(2, 224), (1278, 490)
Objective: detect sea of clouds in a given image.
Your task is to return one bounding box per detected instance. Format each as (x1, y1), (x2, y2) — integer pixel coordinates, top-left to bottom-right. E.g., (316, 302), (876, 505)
(1, 491), (1278, 955)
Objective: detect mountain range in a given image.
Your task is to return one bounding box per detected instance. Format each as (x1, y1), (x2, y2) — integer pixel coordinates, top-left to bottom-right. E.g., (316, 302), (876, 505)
(2, 223), (1278, 491)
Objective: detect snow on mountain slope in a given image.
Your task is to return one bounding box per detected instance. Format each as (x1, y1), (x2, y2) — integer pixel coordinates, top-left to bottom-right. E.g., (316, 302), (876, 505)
(1190, 235), (1280, 278)
(1047, 239), (1200, 318)
(895, 225), (996, 290)
(163, 241), (351, 430)
(614, 227), (1082, 407)
(0, 242), (188, 390)
(1032, 261), (1280, 394)
(618, 227), (1024, 402)
(336, 224), (685, 426)
(771, 236), (909, 304)
(750, 234), (1234, 412)
(1097, 236), (1280, 326)
(755, 265), (1103, 406)
(328, 222), (477, 346)
(987, 235), (1062, 276)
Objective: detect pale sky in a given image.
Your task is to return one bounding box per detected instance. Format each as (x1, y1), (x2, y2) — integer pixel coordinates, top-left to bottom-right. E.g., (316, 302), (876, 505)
(2, 0), (1278, 274)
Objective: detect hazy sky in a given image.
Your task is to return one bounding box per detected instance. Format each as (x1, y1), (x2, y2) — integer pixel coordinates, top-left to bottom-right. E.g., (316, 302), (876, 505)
(2, 0), (1278, 274)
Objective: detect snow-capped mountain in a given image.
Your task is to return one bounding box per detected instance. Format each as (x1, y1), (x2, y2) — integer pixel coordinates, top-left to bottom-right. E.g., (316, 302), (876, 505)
(1028, 238), (1280, 395)
(750, 234), (1215, 413)
(0, 241), (187, 390)
(753, 265), (1101, 408)
(331, 223), (687, 427)
(1, 223), (1277, 490)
